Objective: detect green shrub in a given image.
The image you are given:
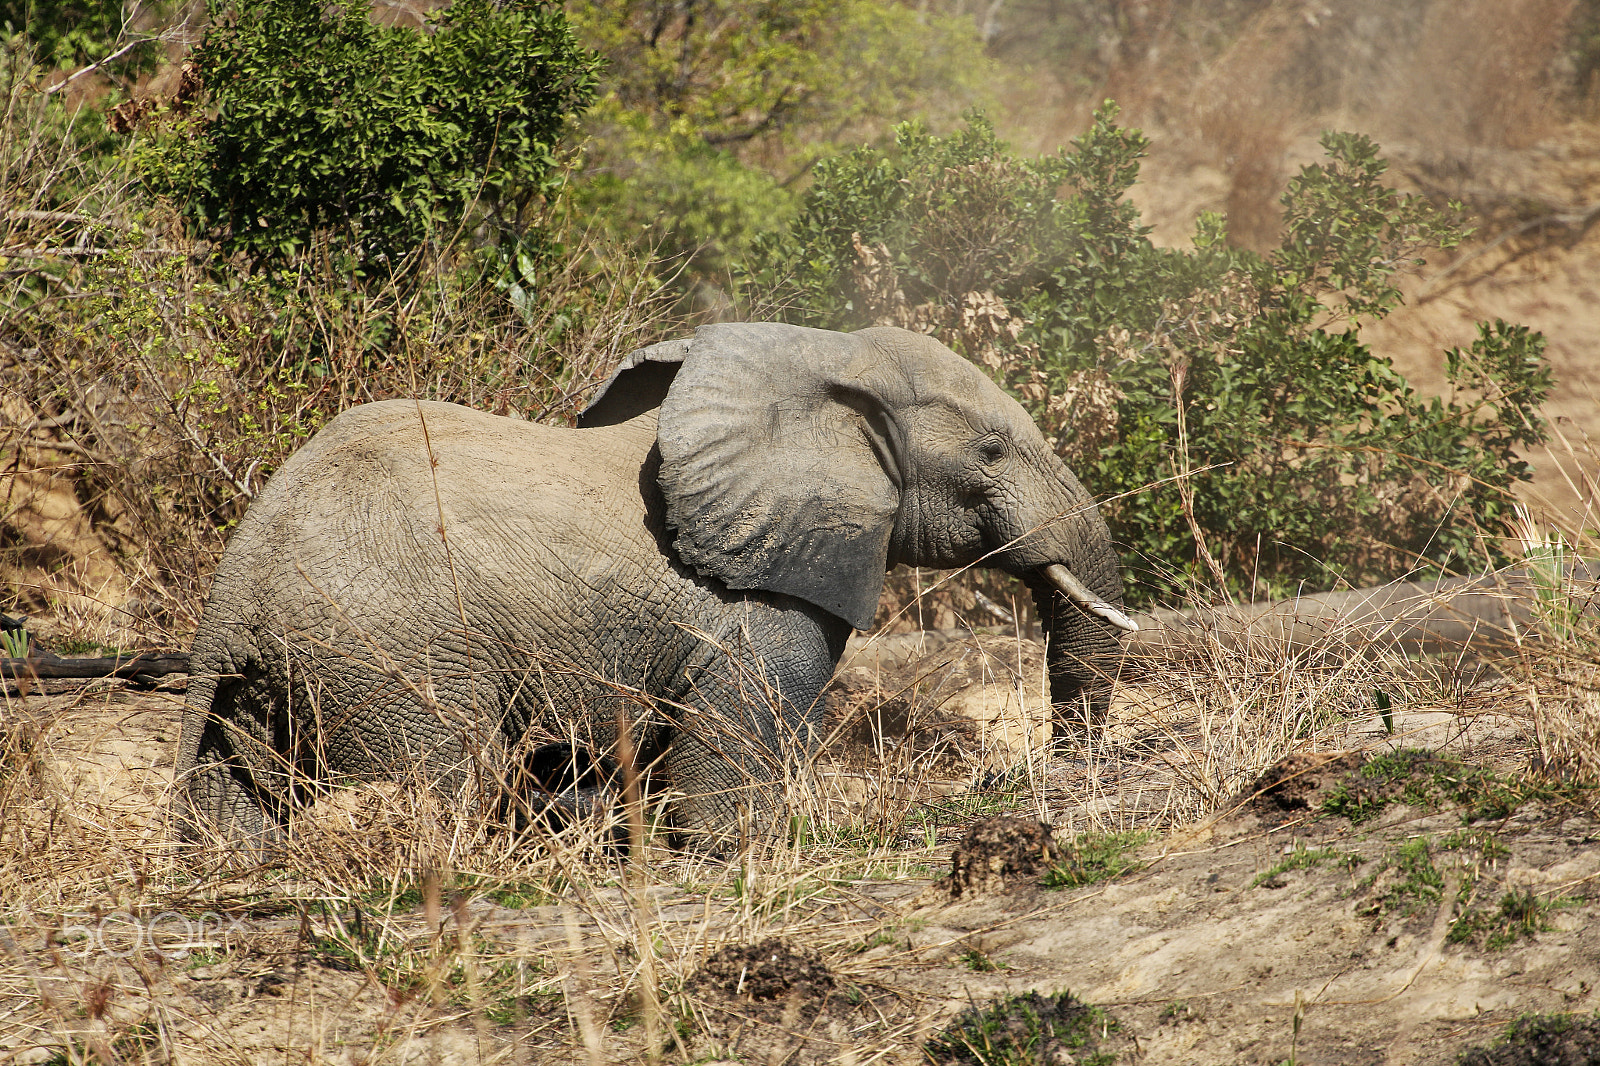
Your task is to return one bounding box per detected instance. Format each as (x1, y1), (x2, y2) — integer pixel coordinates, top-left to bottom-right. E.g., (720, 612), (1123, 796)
(925, 990), (1121, 1066)
(567, 0), (991, 292)
(140, 0), (598, 270)
(741, 106), (1553, 606)
(0, 0), (171, 75)
(573, 100), (798, 283)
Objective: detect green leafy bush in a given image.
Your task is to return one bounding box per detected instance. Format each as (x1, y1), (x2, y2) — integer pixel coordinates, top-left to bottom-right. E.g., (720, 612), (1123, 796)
(0, 0), (171, 75)
(141, 0), (598, 270)
(742, 106), (1553, 605)
(574, 101), (798, 284)
(567, 0), (991, 290)
(1, 29), (678, 627)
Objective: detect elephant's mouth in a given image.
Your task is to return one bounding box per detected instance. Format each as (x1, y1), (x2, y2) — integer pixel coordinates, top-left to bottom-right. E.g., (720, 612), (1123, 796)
(1040, 562), (1138, 633)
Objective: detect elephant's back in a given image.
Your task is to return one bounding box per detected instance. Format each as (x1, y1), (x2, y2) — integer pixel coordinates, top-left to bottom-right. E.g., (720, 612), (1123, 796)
(262, 399), (648, 513)
(196, 399), (690, 679)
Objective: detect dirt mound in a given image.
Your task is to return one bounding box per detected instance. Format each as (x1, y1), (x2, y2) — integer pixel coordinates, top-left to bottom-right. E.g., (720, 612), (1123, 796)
(693, 938), (835, 1002)
(924, 990), (1127, 1066)
(930, 815), (1062, 901)
(1459, 1013), (1600, 1066)
(1238, 750), (1364, 817)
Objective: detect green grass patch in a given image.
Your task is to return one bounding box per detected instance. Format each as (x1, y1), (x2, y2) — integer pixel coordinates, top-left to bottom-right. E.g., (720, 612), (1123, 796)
(1350, 826), (1576, 947)
(1458, 1010), (1600, 1065)
(924, 990), (1121, 1066)
(1448, 888), (1577, 951)
(959, 948), (1007, 972)
(1439, 827), (1511, 862)
(346, 873), (558, 916)
(1251, 844), (1362, 888)
(1355, 836), (1445, 917)
(1383, 837), (1445, 910)
(475, 878), (557, 910)
(1041, 830), (1153, 889)
(184, 949), (230, 969)
(908, 786), (1032, 830)
(1320, 750), (1588, 825)
(856, 919), (925, 954)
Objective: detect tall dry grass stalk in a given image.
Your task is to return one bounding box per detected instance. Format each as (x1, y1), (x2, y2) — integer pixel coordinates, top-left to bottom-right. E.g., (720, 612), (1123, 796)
(1506, 430), (1600, 783)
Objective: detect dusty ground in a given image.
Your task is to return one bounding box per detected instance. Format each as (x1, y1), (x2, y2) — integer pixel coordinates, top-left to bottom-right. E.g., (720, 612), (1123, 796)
(1, 627), (1595, 1066)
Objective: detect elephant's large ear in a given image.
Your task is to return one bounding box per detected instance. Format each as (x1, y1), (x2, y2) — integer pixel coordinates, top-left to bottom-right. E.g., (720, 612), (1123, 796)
(577, 338), (693, 428)
(657, 323), (909, 631)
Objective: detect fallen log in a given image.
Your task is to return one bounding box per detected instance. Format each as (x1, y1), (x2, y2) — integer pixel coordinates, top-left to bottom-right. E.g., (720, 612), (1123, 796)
(0, 650), (191, 681)
(846, 566), (1597, 671)
(1125, 567), (1597, 661)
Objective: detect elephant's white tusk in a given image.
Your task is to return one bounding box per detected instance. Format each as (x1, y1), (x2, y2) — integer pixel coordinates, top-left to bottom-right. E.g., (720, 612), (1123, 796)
(1043, 563), (1140, 633)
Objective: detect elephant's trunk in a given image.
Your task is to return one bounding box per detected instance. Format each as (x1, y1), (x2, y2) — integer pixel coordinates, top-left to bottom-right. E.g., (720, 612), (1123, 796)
(1015, 502), (1130, 746)
(1027, 571), (1126, 746)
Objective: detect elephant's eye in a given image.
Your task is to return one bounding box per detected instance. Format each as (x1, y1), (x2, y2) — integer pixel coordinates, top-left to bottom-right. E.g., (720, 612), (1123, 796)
(974, 435), (1007, 470)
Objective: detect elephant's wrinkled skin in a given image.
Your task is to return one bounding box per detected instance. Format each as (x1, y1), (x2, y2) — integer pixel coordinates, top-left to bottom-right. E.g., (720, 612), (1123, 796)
(174, 323), (1130, 847)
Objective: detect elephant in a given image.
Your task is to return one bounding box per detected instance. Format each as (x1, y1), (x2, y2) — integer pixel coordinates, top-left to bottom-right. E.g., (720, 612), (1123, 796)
(172, 322), (1133, 849)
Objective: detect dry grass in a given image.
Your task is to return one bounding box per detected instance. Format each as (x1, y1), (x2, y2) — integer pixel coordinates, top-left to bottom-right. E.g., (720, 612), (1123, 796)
(0, 674), (945, 1063)
(1099, 0), (1584, 252)
(1, 524), (1597, 1062)
(1506, 463), (1600, 784)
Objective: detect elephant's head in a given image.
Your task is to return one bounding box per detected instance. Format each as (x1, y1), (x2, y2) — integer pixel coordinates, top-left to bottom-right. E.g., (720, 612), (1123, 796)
(581, 323), (1133, 725)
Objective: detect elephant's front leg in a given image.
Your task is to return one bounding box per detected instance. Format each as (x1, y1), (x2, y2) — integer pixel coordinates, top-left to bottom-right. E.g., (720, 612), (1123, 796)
(664, 595), (849, 847)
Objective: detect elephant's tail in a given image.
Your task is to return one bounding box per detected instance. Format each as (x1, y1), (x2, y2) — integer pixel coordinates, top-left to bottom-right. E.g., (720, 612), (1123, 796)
(171, 647), (223, 844)
(172, 638), (280, 849)
(173, 667), (217, 779)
